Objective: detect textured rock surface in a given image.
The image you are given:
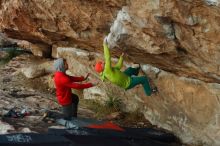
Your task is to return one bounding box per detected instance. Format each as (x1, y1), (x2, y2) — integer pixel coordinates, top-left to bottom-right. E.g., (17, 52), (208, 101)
(0, 0), (126, 56)
(0, 120), (15, 134)
(17, 40), (51, 57)
(0, 33), (16, 47)
(0, 0), (220, 145)
(107, 0), (220, 84)
(21, 60), (54, 79)
(21, 66), (45, 79)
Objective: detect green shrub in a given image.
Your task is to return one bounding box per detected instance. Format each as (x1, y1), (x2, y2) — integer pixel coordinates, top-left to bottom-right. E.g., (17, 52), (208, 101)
(5, 47), (23, 60)
(104, 96), (121, 112)
(0, 47), (24, 65)
(80, 97), (122, 119)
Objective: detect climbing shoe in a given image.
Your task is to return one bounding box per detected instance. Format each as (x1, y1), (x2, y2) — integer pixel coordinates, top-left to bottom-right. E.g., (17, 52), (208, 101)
(151, 87), (158, 94)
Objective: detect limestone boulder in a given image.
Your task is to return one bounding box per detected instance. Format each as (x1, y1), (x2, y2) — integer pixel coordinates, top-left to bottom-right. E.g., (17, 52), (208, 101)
(0, 0), (126, 54)
(0, 120), (15, 134)
(21, 65), (45, 79)
(0, 33), (16, 47)
(106, 1), (220, 84)
(21, 61), (54, 79)
(17, 40), (50, 57)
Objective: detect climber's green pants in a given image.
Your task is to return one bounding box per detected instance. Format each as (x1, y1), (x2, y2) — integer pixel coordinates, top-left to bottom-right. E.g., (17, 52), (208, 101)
(124, 67), (152, 96)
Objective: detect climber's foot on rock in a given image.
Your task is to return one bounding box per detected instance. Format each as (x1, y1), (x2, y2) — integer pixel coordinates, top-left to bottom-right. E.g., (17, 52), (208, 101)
(152, 87), (158, 94)
(132, 63), (140, 69)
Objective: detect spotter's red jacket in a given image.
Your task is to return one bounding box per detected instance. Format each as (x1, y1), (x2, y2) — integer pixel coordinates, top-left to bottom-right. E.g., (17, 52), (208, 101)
(54, 71), (93, 105)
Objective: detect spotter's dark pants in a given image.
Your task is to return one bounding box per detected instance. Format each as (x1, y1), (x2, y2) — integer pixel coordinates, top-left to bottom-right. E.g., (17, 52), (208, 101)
(62, 94), (79, 120)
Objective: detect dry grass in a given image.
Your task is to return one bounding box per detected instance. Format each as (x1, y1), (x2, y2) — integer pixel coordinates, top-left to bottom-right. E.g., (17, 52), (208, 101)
(79, 98), (152, 127)
(80, 98), (120, 119)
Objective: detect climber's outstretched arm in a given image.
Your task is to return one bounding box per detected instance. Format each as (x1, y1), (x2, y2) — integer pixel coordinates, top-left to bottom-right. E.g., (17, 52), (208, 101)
(114, 53), (124, 70)
(103, 43), (111, 71)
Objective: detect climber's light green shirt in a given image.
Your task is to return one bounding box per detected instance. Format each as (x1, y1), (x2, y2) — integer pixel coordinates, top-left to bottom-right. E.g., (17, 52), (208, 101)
(101, 43), (131, 89)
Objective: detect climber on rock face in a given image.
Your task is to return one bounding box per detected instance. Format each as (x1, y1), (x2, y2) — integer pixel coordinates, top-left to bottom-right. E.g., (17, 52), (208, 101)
(54, 58), (96, 120)
(94, 37), (157, 96)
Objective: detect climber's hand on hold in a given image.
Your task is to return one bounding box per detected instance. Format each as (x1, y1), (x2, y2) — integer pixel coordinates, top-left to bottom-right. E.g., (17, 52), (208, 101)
(84, 73), (90, 80)
(91, 80), (99, 86)
(104, 36), (108, 45)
